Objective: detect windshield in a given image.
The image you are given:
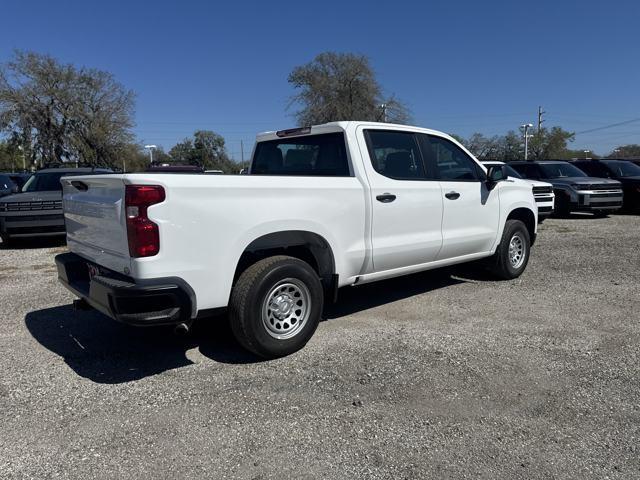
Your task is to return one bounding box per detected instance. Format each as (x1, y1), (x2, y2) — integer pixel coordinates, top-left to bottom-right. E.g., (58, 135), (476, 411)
(22, 171), (87, 192)
(539, 163), (587, 178)
(484, 163), (522, 179)
(603, 160), (640, 177)
(0, 175), (13, 190)
(10, 175), (29, 188)
(504, 165), (522, 179)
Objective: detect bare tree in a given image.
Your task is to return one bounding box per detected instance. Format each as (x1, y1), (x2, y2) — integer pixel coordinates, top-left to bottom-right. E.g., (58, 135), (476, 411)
(0, 51), (135, 168)
(288, 52), (410, 126)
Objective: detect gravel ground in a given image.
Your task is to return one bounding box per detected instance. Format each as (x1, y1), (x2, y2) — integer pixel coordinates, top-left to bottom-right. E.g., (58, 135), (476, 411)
(1, 215), (639, 479)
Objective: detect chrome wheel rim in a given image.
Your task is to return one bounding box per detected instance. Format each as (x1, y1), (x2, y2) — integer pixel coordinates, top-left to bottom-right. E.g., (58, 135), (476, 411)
(508, 233), (526, 269)
(261, 278), (311, 340)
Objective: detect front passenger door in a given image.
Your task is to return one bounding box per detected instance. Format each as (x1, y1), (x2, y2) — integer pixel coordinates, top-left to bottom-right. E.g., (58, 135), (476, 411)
(419, 134), (500, 260)
(360, 129), (444, 273)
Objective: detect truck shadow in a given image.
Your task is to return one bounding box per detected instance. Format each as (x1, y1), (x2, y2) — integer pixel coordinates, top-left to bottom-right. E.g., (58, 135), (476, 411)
(25, 266), (486, 384)
(24, 306), (261, 384)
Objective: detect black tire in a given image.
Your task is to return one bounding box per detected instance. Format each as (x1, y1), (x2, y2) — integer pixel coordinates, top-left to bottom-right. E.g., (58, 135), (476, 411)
(229, 255), (323, 359)
(0, 234), (11, 248)
(554, 197), (570, 217)
(489, 219), (531, 280)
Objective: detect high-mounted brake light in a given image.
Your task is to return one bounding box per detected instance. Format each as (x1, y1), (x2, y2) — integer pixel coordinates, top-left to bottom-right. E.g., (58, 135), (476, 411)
(125, 185), (165, 258)
(275, 126), (311, 137)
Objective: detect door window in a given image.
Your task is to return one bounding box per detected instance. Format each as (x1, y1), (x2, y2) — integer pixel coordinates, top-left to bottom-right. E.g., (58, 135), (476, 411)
(364, 130), (427, 180)
(421, 135), (481, 181)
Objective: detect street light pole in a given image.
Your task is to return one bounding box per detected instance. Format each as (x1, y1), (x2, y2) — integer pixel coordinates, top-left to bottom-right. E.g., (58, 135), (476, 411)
(520, 123), (533, 160)
(17, 145), (25, 172)
(144, 145), (157, 165)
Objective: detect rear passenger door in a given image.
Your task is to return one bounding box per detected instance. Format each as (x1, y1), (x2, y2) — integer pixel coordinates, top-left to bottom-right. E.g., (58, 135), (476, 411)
(420, 134), (500, 260)
(360, 128), (443, 272)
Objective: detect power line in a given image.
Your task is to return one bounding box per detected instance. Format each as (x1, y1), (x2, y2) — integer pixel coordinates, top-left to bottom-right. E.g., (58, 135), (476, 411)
(575, 117), (640, 135)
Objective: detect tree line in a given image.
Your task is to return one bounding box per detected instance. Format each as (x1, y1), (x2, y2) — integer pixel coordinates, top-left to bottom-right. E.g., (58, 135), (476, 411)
(0, 51), (240, 173)
(1, 50), (637, 173)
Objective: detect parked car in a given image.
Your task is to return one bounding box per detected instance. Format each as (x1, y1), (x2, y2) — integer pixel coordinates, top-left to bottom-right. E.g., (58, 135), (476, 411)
(483, 161), (554, 220)
(0, 174), (20, 197)
(56, 122), (538, 358)
(622, 159), (640, 168)
(571, 159), (640, 212)
(0, 167), (112, 245)
(509, 160), (623, 216)
(1, 172), (31, 192)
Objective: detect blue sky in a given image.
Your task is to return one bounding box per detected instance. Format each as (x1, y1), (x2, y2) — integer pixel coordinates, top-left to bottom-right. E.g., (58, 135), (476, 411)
(1, 0), (638, 158)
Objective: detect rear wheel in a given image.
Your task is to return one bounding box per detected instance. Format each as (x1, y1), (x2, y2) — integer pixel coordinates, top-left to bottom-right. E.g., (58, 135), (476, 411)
(229, 255), (323, 358)
(489, 219), (531, 280)
(0, 234), (11, 248)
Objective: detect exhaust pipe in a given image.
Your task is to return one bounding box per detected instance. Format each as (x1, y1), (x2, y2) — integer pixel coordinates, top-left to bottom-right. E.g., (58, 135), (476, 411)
(174, 322), (190, 335)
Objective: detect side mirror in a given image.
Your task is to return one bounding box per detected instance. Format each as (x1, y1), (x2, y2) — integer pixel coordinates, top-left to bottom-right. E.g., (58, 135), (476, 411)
(486, 165), (507, 190)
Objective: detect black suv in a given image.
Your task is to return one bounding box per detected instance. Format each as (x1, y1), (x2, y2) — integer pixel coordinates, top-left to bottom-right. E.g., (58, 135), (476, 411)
(0, 167), (111, 245)
(509, 161), (623, 216)
(572, 159), (640, 213)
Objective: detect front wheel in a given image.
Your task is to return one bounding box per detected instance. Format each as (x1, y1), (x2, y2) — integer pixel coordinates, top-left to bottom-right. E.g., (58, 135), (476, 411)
(229, 255), (323, 358)
(489, 219), (531, 280)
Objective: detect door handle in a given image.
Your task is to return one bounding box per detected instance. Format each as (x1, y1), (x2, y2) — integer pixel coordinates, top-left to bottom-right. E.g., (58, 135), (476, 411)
(376, 193), (396, 203)
(445, 191), (460, 200)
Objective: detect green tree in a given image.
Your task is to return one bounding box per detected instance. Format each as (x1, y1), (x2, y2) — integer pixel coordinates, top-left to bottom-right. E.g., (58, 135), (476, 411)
(464, 133), (503, 160)
(0, 51), (135, 169)
(168, 138), (196, 163)
(528, 126), (575, 160)
(288, 52), (410, 125)
(0, 140), (20, 171)
(168, 131), (239, 173)
(193, 130), (231, 170)
(607, 144), (640, 158)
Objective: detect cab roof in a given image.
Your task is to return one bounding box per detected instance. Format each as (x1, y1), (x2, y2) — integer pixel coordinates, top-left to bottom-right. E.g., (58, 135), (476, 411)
(256, 121), (455, 143)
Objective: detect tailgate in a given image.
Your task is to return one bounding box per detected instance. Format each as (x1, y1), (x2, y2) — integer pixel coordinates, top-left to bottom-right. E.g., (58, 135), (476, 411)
(62, 175), (131, 273)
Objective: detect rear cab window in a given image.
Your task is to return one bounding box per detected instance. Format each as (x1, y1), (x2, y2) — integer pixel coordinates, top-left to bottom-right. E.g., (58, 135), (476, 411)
(251, 132), (350, 176)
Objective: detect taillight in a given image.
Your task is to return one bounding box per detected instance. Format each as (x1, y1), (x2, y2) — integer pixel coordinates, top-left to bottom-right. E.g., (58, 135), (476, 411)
(125, 185), (165, 257)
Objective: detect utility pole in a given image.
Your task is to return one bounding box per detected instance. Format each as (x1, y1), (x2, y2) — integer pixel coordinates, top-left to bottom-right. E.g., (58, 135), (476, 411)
(520, 123), (533, 160)
(240, 140), (244, 163)
(537, 106), (545, 134)
(380, 104), (387, 123)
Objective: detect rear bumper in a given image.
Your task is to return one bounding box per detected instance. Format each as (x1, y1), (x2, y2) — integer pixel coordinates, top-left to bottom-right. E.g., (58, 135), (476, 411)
(55, 252), (195, 326)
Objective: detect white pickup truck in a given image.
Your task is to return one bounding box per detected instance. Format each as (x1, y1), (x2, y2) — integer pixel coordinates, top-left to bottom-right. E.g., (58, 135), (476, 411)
(56, 122), (537, 358)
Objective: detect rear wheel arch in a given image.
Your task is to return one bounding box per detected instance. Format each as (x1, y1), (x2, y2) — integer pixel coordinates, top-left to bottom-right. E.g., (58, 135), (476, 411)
(234, 230), (336, 286)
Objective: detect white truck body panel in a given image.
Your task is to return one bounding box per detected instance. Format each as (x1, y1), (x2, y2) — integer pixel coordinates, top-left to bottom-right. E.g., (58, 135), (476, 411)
(60, 121), (537, 315)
